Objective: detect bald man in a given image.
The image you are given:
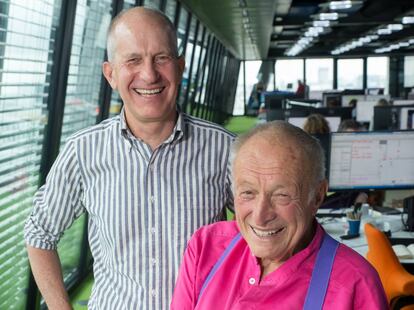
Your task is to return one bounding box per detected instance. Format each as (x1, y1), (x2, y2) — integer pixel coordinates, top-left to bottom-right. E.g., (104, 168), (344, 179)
(25, 7), (234, 309)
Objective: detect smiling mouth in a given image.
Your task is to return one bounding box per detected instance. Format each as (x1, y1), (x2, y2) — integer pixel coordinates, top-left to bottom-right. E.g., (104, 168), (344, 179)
(250, 225), (284, 238)
(134, 87), (164, 96)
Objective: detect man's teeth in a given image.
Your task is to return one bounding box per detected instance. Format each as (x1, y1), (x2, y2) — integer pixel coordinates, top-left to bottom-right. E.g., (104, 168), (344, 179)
(252, 227), (282, 237)
(135, 88), (163, 95)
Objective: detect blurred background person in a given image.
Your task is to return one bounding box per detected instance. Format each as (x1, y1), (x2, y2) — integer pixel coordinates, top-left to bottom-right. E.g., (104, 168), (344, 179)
(303, 113), (331, 134)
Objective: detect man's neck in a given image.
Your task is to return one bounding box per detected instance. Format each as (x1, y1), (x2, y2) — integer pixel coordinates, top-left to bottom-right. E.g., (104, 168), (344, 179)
(126, 113), (178, 151)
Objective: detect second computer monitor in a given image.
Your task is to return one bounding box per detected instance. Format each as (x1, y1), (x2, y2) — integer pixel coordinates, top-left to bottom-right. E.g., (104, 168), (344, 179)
(328, 131), (414, 190)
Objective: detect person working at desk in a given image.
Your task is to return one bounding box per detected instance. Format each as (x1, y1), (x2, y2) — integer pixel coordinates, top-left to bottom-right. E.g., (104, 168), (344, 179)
(24, 7), (234, 310)
(171, 121), (387, 309)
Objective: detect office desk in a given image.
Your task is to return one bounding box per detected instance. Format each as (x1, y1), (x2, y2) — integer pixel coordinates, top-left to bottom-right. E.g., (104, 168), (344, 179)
(319, 211), (414, 264)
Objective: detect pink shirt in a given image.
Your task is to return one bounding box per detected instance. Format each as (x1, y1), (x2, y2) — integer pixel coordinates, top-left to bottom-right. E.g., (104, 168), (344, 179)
(171, 221), (388, 310)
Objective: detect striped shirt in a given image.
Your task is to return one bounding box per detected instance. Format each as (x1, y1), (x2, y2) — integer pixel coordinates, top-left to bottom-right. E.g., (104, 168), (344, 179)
(24, 110), (234, 309)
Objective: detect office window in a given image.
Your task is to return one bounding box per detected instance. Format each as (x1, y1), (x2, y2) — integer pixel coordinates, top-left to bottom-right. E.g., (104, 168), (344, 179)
(0, 1), (60, 308)
(305, 58), (333, 91)
(177, 7), (189, 56)
(164, 0), (176, 20)
(404, 56), (414, 88)
(337, 58), (363, 90)
(178, 16), (196, 108)
(193, 32), (210, 115)
(233, 60), (262, 115)
(57, 0), (112, 284)
(143, 0), (161, 10)
(367, 56), (389, 94)
(275, 59), (303, 91)
(186, 24), (204, 114)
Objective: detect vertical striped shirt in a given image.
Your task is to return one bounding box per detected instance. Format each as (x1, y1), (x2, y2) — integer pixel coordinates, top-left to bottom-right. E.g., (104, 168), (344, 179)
(24, 110), (234, 309)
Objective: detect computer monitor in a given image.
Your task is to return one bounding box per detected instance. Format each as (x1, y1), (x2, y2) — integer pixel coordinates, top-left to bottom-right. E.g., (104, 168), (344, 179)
(287, 116), (341, 132)
(328, 131), (414, 190)
(373, 105), (414, 130)
(314, 107), (353, 120)
(356, 101), (377, 122)
(323, 92), (342, 107)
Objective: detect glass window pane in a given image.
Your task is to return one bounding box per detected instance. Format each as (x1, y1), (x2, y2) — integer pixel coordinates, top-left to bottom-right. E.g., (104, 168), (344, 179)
(58, 0), (113, 285)
(404, 56), (414, 88)
(233, 61), (262, 115)
(164, 0), (176, 20)
(143, 0), (161, 10)
(177, 8), (189, 56)
(337, 58), (363, 90)
(0, 1), (60, 308)
(275, 59), (303, 91)
(367, 57), (389, 94)
(179, 17), (196, 108)
(305, 58), (333, 91)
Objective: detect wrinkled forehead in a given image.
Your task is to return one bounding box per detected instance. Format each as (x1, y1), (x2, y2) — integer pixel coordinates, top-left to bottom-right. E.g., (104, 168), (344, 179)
(111, 13), (177, 56)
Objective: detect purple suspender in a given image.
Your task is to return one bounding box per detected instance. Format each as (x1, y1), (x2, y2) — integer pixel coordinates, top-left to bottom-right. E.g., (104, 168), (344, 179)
(197, 232), (339, 309)
(303, 234), (339, 309)
(197, 233), (242, 301)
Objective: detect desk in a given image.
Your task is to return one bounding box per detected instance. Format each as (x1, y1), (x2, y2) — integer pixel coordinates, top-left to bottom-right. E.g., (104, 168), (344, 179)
(319, 211), (414, 264)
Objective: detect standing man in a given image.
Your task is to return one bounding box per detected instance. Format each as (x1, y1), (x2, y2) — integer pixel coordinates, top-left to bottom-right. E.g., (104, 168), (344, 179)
(24, 7), (234, 310)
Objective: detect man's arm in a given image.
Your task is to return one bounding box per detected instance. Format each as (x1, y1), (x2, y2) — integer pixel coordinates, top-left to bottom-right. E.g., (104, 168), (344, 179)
(26, 245), (72, 310)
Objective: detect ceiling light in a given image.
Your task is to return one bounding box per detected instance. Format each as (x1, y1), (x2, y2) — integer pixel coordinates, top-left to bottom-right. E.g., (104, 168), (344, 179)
(242, 9), (248, 17)
(313, 20), (330, 27)
(409, 38), (414, 44)
(402, 16), (414, 24)
(319, 12), (339, 21)
(329, 1), (352, 10)
(377, 28), (392, 35)
(398, 42), (409, 48)
(387, 24), (403, 31)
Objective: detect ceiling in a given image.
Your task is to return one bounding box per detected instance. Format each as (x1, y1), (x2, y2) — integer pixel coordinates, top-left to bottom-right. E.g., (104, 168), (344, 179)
(180, 0), (414, 60)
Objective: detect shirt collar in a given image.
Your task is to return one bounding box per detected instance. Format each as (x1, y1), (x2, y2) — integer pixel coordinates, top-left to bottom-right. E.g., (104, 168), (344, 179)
(119, 106), (185, 144)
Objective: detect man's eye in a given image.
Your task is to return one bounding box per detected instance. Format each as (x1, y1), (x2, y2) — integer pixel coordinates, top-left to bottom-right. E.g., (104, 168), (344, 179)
(273, 194), (292, 205)
(154, 55), (172, 65)
(127, 58), (141, 65)
(240, 191), (255, 200)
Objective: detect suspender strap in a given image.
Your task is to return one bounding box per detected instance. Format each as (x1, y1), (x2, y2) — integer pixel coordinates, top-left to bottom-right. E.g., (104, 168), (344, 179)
(197, 233), (242, 302)
(303, 233), (339, 310)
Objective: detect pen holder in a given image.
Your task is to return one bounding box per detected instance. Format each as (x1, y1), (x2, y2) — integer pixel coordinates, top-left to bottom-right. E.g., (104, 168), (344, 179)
(348, 219), (361, 235)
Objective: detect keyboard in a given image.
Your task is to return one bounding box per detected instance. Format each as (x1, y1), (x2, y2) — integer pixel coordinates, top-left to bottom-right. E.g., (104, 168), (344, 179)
(373, 205), (402, 215)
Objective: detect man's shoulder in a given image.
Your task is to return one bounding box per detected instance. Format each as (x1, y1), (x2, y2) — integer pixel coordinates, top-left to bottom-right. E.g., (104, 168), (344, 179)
(333, 242), (382, 285)
(193, 221), (239, 243)
(182, 113), (235, 138)
(67, 115), (120, 142)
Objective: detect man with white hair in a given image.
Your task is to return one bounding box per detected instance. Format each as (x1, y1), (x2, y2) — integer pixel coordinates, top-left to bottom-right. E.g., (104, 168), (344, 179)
(172, 121), (387, 309)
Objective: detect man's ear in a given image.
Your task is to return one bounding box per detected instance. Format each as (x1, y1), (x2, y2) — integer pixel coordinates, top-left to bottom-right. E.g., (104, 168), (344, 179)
(102, 61), (117, 90)
(177, 56), (185, 79)
(311, 179), (328, 216)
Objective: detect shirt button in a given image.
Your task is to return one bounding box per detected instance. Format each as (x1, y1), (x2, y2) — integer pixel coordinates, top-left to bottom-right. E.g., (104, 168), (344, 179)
(151, 258), (157, 265)
(150, 227), (156, 234)
(151, 289), (156, 297)
(149, 196), (154, 203)
(249, 277), (255, 285)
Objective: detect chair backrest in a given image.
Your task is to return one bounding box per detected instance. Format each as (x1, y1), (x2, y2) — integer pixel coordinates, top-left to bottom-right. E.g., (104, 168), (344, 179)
(365, 223), (414, 304)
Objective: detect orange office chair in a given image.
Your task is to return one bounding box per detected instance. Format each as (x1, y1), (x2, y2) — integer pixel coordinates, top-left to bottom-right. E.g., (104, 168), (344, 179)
(365, 223), (414, 309)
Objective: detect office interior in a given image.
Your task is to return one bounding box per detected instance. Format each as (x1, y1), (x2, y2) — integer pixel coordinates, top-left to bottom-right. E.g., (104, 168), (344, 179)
(1, 0), (414, 308)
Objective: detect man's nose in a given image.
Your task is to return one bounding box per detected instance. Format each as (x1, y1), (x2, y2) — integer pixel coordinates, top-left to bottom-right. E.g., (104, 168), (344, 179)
(252, 195), (276, 226)
(140, 59), (160, 83)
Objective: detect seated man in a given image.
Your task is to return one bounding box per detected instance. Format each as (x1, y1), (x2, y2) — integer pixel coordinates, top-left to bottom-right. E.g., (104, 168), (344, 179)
(171, 121), (387, 309)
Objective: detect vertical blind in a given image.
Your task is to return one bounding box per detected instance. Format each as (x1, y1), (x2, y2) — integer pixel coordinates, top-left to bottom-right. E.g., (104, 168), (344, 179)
(0, 0), (60, 308)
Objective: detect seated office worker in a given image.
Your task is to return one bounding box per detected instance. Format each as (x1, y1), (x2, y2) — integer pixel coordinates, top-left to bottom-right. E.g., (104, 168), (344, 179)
(171, 121), (387, 310)
(24, 7), (234, 310)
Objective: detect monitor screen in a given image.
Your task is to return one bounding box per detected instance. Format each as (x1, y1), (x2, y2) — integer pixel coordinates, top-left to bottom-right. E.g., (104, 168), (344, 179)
(328, 131), (414, 190)
(356, 101), (377, 122)
(288, 116), (341, 132)
(323, 92), (342, 107)
(373, 105), (414, 130)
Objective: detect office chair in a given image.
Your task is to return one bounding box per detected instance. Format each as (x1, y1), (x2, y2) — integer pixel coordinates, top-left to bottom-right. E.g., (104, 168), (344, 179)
(365, 223), (414, 309)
